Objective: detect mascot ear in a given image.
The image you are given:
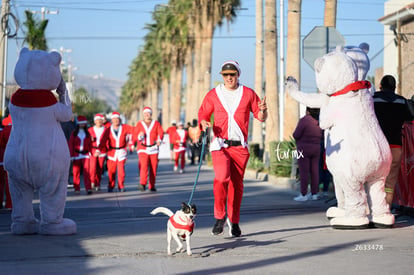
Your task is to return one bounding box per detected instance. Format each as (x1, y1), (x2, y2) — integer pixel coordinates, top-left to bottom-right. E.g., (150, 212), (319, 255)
(49, 51), (62, 67)
(359, 42), (369, 54)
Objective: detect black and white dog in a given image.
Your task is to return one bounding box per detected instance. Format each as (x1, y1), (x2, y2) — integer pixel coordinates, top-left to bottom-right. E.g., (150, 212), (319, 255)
(150, 202), (197, 256)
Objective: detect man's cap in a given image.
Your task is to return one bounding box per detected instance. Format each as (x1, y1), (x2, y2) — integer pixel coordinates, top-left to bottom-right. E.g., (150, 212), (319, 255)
(143, 107), (152, 114)
(171, 120), (177, 125)
(111, 111), (121, 119)
(77, 115), (87, 125)
(220, 60), (241, 76)
(94, 113), (104, 121)
(178, 121), (184, 126)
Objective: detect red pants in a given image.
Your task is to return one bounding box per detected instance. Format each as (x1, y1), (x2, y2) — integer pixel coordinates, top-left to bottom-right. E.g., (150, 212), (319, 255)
(73, 158), (92, 192)
(0, 165), (12, 208)
(90, 156), (105, 187)
(211, 147), (250, 224)
(107, 159), (126, 190)
(174, 151), (186, 169)
(138, 153), (159, 189)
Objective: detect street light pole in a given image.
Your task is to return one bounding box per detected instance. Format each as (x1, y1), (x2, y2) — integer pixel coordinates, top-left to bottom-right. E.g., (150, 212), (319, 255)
(0, 0), (10, 117)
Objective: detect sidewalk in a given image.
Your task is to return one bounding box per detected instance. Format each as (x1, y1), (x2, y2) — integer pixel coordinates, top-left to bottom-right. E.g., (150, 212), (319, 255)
(0, 154), (413, 275)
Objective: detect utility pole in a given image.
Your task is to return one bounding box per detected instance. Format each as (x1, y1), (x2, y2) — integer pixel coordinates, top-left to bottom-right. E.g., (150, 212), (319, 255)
(0, 0), (10, 117)
(397, 18), (402, 95)
(27, 7), (59, 21)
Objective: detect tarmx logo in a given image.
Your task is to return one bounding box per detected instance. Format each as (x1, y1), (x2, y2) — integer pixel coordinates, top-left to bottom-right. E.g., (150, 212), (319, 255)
(275, 142), (304, 162)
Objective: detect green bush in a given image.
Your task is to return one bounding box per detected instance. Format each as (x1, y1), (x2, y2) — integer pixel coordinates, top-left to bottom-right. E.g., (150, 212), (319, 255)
(246, 156), (265, 171)
(269, 139), (296, 177)
(249, 143), (261, 159)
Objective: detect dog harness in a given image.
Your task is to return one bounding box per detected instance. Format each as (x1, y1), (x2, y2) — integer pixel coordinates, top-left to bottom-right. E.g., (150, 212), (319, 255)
(330, 80), (371, 97)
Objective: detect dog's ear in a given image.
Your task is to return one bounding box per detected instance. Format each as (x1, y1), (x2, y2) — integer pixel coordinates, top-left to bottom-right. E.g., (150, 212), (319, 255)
(181, 202), (190, 213)
(191, 204), (197, 214)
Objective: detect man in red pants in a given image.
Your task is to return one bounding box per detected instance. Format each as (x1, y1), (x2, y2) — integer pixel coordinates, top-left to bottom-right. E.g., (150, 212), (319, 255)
(88, 113), (107, 191)
(172, 121), (188, 173)
(199, 61), (267, 237)
(103, 111), (132, 192)
(135, 107), (164, 192)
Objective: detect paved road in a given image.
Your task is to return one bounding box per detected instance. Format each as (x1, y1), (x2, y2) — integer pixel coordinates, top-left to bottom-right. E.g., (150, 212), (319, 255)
(0, 153), (413, 275)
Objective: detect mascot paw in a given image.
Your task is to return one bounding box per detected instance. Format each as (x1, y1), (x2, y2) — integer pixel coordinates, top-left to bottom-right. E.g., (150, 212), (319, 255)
(39, 218), (77, 235)
(330, 216), (369, 230)
(285, 76), (299, 93)
(370, 214), (394, 229)
(11, 220), (39, 235)
(326, 206), (346, 220)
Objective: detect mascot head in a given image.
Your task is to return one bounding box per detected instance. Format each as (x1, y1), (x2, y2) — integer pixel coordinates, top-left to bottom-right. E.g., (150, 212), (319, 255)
(14, 47), (62, 90)
(314, 46), (358, 95)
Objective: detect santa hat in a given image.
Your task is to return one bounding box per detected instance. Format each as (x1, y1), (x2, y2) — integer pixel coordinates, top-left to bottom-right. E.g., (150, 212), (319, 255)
(94, 113), (104, 121)
(77, 115), (87, 125)
(111, 111), (120, 119)
(143, 107), (152, 114)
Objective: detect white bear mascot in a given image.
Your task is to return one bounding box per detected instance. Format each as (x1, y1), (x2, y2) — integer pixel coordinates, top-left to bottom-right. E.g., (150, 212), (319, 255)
(285, 45), (394, 229)
(4, 48), (77, 235)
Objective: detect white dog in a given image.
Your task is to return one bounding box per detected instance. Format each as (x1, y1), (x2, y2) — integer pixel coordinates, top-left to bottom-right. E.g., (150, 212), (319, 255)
(150, 203), (196, 256)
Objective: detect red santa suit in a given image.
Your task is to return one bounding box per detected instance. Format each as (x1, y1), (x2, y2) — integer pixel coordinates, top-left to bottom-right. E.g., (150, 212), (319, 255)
(0, 116), (12, 209)
(198, 84), (264, 224)
(135, 119), (164, 190)
(69, 121), (93, 194)
(104, 123), (132, 191)
(172, 126), (188, 171)
(88, 118), (107, 190)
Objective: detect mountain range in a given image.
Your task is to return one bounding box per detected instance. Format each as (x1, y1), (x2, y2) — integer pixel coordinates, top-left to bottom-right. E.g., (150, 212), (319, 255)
(73, 74), (125, 110)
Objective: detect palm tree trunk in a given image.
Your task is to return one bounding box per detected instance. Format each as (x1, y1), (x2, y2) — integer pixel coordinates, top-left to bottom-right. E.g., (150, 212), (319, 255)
(185, 46), (195, 123)
(162, 78), (170, 129)
(324, 0), (337, 27)
(151, 82), (158, 120)
(264, 0), (279, 155)
(170, 64), (180, 123)
(284, 0), (301, 140)
(252, 0), (264, 146)
(174, 63), (183, 122)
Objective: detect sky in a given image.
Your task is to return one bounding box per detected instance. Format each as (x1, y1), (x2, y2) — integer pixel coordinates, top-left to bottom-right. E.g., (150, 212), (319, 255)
(5, 0), (389, 93)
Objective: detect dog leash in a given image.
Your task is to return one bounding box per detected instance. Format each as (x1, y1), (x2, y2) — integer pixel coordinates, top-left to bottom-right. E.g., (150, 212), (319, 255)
(187, 127), (208, 205)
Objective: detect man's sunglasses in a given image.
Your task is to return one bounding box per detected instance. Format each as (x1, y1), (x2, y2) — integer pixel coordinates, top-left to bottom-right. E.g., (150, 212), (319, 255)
(222, 73), (237, 77)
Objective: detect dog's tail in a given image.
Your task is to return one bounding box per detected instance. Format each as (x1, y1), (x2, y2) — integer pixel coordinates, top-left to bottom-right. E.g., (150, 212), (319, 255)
(150, 207), (174, 217)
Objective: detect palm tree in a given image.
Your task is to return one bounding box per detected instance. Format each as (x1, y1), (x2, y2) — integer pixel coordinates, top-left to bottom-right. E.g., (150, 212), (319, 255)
(264, 0), (279, 155)
(120, 0), (242, 126)
(251, 0), (264, 146)
(324, 0), (337, 27)
(23, 10), (48, 50)
(284, 0), (301, 140)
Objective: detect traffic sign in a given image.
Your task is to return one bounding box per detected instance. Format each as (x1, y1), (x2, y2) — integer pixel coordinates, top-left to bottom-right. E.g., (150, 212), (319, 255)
(303, 26), (346, 69)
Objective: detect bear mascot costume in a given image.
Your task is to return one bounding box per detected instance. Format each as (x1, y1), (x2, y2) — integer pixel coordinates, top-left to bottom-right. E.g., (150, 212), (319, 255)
(4, 48), (77, 235)
(285, 45), (394, 229)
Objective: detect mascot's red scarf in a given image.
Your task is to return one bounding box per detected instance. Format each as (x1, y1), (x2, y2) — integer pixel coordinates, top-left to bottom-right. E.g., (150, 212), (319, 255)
(11, 89), (57, 107)
(330, 81), (371, 97)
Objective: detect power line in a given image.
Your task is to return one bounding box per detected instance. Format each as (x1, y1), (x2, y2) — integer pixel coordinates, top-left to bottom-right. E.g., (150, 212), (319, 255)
(14, 32), (387, 41)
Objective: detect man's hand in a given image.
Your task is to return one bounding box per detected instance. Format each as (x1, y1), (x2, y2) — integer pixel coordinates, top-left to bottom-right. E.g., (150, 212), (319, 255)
(200, 119), (211, 131)
(258, 96), (267, 112)
(258, 96), (268, 121)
